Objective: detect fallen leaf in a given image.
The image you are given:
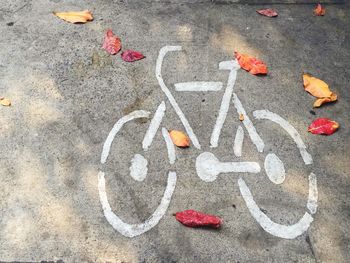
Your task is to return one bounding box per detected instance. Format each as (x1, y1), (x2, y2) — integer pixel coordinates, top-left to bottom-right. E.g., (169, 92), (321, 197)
(0, 97), (11, 106)
(102, 29), (121, 55)
(313, 94), (337, 107)
(303, 74), (331, 98)
(121, 50), (145, 62)
(308, 118), (339, 135)
(53, 10), (93, 24)
(303, 74), (337, 107)
(175, 210), (222, 228)
(239, 113), (244, 121)
(169, 130), (190, 148)
(314, 3), (325, 16)
(256, 9), (278, 17)
(235, 52), (268, 75)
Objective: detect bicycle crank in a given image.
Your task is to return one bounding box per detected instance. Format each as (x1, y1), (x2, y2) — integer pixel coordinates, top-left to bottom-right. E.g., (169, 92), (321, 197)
(196, 152), (261, 182)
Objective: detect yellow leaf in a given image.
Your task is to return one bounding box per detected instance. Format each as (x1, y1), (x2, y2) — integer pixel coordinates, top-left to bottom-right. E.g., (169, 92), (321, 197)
(0, 98), (11, 106)
(303, 73), (337, 107)
(53, 10), (93, 24)
(313, 93), (337, 108)
(303, 74), (331, 97)
(169, 130), (190, 148)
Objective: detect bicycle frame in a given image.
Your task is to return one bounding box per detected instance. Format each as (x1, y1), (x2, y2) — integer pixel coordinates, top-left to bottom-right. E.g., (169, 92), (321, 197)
(155, 46), (263, 151)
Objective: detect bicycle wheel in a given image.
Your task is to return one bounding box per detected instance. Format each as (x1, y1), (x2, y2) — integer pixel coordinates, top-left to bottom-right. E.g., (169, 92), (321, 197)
(98, 106), (177, 238)
(238, 109), (317, 239)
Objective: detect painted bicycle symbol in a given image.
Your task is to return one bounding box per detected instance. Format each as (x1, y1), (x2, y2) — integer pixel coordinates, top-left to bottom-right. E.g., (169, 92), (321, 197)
(98, 46), (318, 239)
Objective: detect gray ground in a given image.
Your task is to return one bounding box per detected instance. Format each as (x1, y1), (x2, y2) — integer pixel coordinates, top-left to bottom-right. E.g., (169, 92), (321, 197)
(0, 0), (350, 262)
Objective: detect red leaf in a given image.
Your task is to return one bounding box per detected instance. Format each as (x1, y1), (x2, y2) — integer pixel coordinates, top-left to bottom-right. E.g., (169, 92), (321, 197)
(121, 50), (145, 62)
(234, 52), (268, 75)
(308, 118), (339, 135)
(175, 210), (222, 228)
(314, 3), (325, 16)
(256, 9), (278, 17)
(102, 29), (121, 55)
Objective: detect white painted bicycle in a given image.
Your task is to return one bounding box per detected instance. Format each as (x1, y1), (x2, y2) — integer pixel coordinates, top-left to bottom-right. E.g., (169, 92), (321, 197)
(98, 46), (318, 239)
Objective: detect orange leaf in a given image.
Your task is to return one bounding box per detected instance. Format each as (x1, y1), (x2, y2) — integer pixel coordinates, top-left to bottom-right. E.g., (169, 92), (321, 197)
(53, 10), (93, 24)
(303, 74), (337, 107)
(239, 114), (244, 121)
(308, 118), (339, 135)
(314, 3), (325, 16)
(169, 130), (190, 148)
(0, 97), (11, 106)
(313, 93), (337, 107)
(234, 52), (268, 75)
(303, 74), (331, 97)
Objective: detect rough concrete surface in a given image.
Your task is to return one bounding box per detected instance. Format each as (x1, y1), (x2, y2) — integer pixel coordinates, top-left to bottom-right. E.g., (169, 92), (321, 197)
(0, 0), (349, 262)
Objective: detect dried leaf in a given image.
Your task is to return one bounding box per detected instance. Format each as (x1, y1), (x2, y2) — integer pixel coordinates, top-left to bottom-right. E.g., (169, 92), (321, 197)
(235, 52), (268, 75)
(121, 50), (145, 62)
(314, 3), (325, 16)
(313, 93), (337, 107)
(102, 29), (121, 55)
(308, 118), (339, 135)
(303, 74), (337, 107)
(175, 210), (222, 228)
(303, 74), (331, 98)
(169, 130), (190, 148)
(0, 97), (11, 106)
(53, 10), (93, 24)
(239, 114), (244, 121)
(256, 9), (278, 17)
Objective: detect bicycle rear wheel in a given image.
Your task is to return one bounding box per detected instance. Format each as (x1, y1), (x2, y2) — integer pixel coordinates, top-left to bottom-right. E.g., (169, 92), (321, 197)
(238, 109), (317, 239)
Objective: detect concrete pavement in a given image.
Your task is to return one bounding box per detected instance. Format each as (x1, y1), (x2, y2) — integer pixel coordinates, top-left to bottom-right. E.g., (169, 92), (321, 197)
(0, 0), (349, 262)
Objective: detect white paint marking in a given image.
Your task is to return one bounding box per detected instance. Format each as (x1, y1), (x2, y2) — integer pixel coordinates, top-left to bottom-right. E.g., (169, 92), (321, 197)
(129, 154), (148, 182)
(210, 60), (240, 148)
(156, 46), (201, 149)
(101, 110), (150, 164)
(174, 81), (223, 92)
(233, 93), (265, 153)
(238, 177), (313, 239)
(162, 128), (176, 164)
(142, 101), (166, 151)
(234, 126), (244, 157)
(196, 152), (260, 182)
(253, 110), (313, 165)
(264, 153), (286, 185)
(98, 171), (177, 238)
(307, 172), (318, 214)
(219, 60), (240, 71)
